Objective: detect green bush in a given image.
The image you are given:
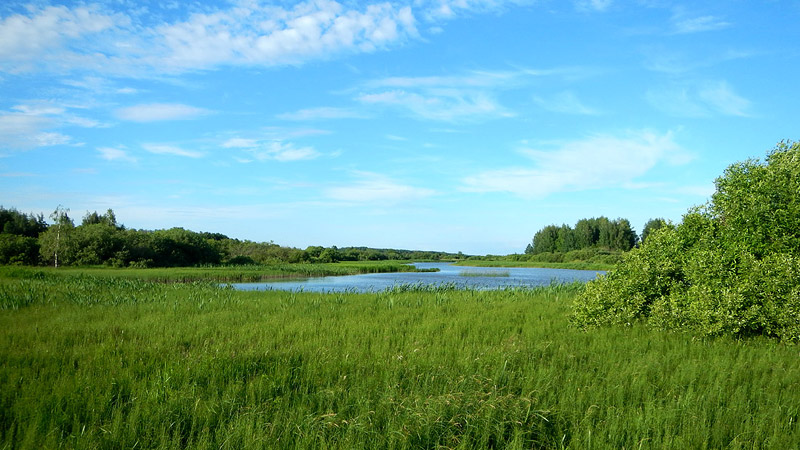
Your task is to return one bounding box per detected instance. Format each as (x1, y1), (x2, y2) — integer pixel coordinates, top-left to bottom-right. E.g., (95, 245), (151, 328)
(572, 141), (800, 342)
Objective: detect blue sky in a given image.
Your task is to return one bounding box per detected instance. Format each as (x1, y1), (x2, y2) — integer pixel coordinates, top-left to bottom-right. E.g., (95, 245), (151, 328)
(1, 0), (798, 254)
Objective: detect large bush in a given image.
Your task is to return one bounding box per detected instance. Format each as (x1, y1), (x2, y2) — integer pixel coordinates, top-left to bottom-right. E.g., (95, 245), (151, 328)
(572, 141), (800, 341)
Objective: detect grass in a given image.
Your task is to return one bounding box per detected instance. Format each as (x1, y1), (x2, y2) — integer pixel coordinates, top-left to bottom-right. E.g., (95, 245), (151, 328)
(1, 271), (799, 448)
(0, 261), (429, 284)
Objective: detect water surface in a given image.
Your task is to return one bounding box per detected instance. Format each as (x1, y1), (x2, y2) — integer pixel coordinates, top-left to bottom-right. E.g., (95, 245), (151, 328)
(231, 262), (604, 292)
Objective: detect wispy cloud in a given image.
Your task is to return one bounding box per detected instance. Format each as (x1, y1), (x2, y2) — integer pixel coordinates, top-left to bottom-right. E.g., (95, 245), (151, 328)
(533, 91), (600, 115)
(224, 138), (321, 162)
(142, 143), (204, 158)
(357, 70), (528, 121)
(0, 112), (70, 150)
(277, 107), (365, 121)
(97, 146), (136, 163)
(672, 15), (730, 34)
(461, 130), (691, 198)
(359, 89), (511, 122)
(647, 80), (751, 117)
(222, 138), (259, 149)
(576, 0), (612, 12)
(325, 171), (435, 203)
(115, 103), (209, 122)
(421, 0), (531, 20)
(697, 81), (751, 117)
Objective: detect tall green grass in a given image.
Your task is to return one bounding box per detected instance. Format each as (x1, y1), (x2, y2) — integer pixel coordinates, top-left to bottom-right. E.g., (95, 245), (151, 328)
(0, 261), (426, 284)
(1, 274), (798, 448)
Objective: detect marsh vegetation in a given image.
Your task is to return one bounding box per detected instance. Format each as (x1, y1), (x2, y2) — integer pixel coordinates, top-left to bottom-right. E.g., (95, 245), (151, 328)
(1, 271), (799, 449)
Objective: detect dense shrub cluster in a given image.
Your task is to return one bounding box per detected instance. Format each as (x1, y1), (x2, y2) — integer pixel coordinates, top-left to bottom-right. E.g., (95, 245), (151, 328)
(572, 141), (800, 341)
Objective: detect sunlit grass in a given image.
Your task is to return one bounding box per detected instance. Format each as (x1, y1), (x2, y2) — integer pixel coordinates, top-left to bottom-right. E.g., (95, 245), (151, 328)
(0, 261), (428, 284)
(1, 273), (798, 448)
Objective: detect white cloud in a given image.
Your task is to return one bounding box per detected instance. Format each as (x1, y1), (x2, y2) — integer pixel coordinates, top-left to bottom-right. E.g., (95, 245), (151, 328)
(357, 70), (526, 121)
(359, 89), (510, 121)
(325, 171), (435, 203)
(277, 106), (364, 120)
(421, 0), (530, 20)
(461, 130), (691, 198)
(646, 81), (751, 117)
(237, 141), (321, 162)
(672, 15), (730, 34)
(0, 5), (123, 73)
(697, 81), (751, 117)
(155, 1), (418, 71)
(576, 0), (612, 12)
(533, 91), (600, 115)
(222, 138), (259, 149)
(143, 143), (204, 158)
(0, 112), (71, 150)
(11, 104), (65, 115)
(0, 1), (420, 75)
(97, 146), (136, 163)
(115, 103), (209, 122)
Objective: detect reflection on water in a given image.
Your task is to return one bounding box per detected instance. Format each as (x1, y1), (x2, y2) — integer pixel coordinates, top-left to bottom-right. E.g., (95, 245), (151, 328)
(231, 262), (604, 293)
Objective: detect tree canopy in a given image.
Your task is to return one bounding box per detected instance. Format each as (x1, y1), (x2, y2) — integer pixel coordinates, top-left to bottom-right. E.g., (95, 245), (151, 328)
(572, 140), (800, 342)
(1, 207), (463, 267)
(526, 217), (638, 254)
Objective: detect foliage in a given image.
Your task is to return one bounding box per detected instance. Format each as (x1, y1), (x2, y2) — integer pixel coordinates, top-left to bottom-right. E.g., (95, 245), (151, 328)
(640, 217), (670, 244)
(0, 205), (466, 268)
(0, 207), (47, 264)
(2, 274), (799, 448)
(527, 217), (638, 254)
(465, 247), (622, 270)
(0, 206), (47, 238)
(573, 141), (800, 341)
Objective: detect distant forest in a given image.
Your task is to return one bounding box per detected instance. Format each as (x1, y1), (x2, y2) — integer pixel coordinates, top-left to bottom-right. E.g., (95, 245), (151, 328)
(0, 206), (462, 267)
(525, 217), (668, 255)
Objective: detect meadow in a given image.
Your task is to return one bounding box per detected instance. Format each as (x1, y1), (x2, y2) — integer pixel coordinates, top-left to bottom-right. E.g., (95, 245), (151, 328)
(1, 270), (799, 449)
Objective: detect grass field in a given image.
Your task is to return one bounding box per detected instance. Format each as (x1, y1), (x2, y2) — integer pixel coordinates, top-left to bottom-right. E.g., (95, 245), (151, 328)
(1, 271), (798, 448)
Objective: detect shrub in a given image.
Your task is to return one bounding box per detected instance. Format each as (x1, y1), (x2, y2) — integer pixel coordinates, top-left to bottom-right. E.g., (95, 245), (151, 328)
(572, 141), (800, 342)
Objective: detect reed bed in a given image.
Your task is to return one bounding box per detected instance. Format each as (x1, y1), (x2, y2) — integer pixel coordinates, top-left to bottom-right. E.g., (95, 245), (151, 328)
(1, 274), (798, 449)
(0, 262), (425, 284)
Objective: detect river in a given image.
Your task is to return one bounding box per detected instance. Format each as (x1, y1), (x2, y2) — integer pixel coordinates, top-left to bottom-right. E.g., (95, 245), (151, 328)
(230, 262), (604, 293)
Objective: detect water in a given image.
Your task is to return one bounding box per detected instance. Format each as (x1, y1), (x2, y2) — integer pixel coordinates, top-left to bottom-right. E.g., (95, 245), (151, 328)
(230, 262), (604, 292)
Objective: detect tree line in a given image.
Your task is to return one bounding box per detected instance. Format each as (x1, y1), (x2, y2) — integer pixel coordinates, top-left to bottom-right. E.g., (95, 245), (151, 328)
(525, 217), (668, 255)
(0, 207), (461, 267)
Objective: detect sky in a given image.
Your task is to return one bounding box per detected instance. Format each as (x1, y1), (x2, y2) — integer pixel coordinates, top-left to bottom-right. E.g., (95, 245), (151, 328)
(1, 0), (799, 255)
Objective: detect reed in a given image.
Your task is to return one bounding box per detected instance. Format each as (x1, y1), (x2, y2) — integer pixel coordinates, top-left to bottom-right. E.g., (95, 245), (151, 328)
(1, 273), (798, 449)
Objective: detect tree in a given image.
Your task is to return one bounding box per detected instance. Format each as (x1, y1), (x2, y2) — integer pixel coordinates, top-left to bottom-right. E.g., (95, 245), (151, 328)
(641, 218), (669, 244)
(81, 209), (119, 228)
(556, 224), (578, 253)
(574, 218), (600, 249)
(45, 206), (73, 267)
(530, 225), (559, 254)
(610, 218), (637, 251)
(0, 207), (47, 238)
(573, 140), (800, 342)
